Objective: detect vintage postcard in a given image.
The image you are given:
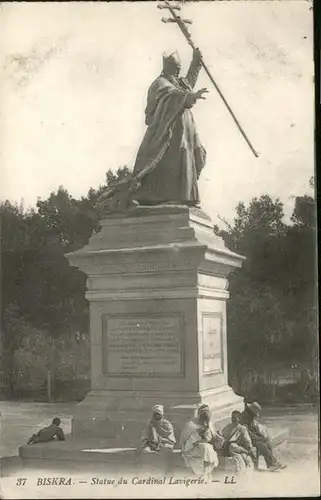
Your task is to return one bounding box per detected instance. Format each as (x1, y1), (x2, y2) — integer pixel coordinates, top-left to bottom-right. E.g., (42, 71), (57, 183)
(0, 0), (318, 498)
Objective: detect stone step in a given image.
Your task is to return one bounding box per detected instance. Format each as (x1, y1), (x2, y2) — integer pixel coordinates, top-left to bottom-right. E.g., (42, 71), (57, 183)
(19, 426), (289, 472)
(19, 437), (138, 464)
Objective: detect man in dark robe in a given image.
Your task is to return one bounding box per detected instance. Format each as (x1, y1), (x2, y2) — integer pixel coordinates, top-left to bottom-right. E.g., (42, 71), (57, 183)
(241, 402), (286, 472)
(98, 49), (208, 212)
(220, 410), (256, 473)
(27, 417), (65, 444)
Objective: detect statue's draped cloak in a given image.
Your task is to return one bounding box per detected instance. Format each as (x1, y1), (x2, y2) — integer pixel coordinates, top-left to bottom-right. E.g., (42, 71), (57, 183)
(132, 73), (206, 205)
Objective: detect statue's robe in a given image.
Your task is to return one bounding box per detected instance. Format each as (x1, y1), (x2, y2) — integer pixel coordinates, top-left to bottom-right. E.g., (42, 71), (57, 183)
(132, 58), (206, 205)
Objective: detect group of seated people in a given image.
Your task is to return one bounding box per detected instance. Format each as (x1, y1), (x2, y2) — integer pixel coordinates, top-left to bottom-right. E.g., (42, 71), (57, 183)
(27, 401), (286, 479)
(141, 401), (286, 478)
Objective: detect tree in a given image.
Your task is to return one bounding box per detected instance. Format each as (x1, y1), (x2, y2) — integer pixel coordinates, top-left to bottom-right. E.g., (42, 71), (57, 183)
(216, 192), (317, 395)
(0, 201), (35, 393)
(286, 194), (317, 372)
(291, 195), (315, 228)
(0, 167), (132, 396)
(106, 166), (131, 188)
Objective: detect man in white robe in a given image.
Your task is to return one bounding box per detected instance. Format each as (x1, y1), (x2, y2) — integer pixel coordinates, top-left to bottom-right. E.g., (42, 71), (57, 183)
(180, 403), (222, 480)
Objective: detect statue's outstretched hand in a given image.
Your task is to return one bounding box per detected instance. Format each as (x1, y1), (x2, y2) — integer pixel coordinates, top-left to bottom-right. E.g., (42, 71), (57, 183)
(195, 88), (209, 100)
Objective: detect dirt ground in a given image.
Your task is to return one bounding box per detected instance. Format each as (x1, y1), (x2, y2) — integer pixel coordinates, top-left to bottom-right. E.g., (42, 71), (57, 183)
(0, 401), (319, 499)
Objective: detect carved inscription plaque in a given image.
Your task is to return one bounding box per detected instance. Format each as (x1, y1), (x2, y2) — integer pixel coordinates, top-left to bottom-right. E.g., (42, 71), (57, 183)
(202, 314), (223, 373)
(103, 314), (183, 377)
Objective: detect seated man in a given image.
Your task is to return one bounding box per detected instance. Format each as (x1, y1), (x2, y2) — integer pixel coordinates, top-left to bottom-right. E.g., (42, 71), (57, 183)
(220, 410), (256, 473)
(180, 403), (222, 480)
(141, 405), (176, 452)
(27, 417), (65, 445)
(241, 402), (286, 472)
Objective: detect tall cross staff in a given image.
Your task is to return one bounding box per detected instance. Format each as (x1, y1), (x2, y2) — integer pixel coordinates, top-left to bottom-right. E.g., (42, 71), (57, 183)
(158, 1), (259, 158)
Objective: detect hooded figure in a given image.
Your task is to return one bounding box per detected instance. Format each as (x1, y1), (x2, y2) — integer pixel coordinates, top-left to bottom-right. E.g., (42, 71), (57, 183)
(180, 403), (221, 480)
(141, 404), (176, 453)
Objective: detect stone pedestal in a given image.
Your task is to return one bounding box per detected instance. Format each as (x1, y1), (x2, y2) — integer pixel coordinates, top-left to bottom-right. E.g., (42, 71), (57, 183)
(66, 205), (245, 440)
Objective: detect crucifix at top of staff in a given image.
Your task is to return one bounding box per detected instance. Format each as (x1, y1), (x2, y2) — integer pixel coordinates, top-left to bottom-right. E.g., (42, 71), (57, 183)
(158, 0), (259, 158)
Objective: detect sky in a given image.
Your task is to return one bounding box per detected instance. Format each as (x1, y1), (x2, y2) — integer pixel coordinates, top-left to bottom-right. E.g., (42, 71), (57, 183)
(0, 0), (314, 223)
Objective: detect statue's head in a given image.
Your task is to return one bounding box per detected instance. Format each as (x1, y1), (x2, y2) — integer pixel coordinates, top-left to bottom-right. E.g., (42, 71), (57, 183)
(162, 51), (181, 77)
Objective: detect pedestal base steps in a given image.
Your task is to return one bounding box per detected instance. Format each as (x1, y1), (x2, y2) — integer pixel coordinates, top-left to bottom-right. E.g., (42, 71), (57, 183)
(71, 386), (244, 441)
(19, 427), (289, 474)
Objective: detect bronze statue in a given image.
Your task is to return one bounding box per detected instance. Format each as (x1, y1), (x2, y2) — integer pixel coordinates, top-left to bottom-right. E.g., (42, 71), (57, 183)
(98, 48), (208, 213)
(98, 2), (258, 214)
